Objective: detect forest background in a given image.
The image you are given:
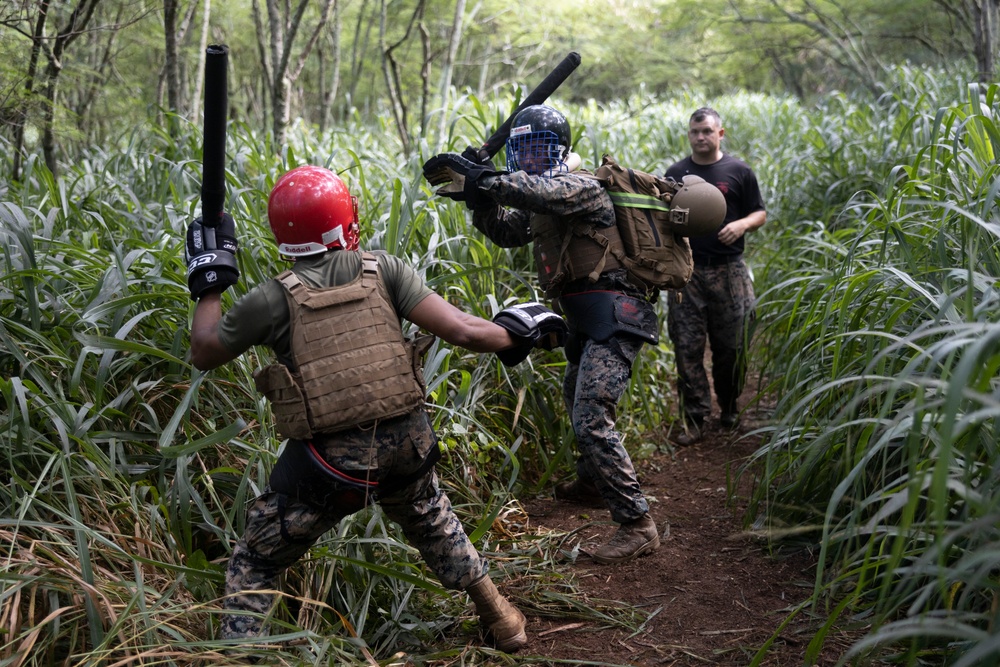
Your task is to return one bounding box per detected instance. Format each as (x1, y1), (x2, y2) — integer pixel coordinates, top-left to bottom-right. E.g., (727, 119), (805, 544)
(2, 0), (1000, 665)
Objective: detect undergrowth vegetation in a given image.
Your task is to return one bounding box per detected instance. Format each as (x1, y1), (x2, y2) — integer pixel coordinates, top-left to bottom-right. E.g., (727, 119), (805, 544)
(1, 66), (998, 665)
(745, 71), (1000, 667)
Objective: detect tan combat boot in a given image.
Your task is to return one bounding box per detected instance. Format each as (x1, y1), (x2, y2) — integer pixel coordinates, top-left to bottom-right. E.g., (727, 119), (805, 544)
(465, 575), (528, 652)
(591, 514), (660, 564)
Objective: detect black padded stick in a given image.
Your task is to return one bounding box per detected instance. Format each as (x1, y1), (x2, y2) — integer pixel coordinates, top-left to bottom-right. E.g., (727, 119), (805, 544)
(468, 52), (582, 162)
(200, 44), (229, 227)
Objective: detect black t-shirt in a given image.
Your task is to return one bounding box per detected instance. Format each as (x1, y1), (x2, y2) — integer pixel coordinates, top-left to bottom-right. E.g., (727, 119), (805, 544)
(664, 154), (765, 264)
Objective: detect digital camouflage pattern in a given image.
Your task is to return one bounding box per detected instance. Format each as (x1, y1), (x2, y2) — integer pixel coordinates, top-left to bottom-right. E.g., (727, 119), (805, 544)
(666, 258), (756, 425)
(471, 168), (654, 530)
(221, 410), (486, 640)
(562, 335), (649, 524)
(472, 171), (617, 248)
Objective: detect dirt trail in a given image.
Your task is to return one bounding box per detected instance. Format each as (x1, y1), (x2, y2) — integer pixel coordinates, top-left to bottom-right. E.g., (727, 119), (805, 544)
(511, 405), (850, 666)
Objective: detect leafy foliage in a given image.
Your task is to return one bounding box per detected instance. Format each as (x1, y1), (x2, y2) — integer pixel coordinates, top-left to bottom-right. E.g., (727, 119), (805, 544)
(1, 0), (991, 171)
(0, 89), (664, 664)
(746, 71), (1000, 665)
(4, 59), (1000, 665)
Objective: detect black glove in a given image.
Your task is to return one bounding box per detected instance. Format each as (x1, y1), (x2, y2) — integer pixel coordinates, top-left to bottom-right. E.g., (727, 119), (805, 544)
(422, 152), (500, 211)
(493, 301), (569, 367)
(185, 213), (240, 300)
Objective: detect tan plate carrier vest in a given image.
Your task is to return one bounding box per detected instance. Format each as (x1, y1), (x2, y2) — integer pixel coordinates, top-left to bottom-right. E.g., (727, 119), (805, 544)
(253, 252), (427, 440)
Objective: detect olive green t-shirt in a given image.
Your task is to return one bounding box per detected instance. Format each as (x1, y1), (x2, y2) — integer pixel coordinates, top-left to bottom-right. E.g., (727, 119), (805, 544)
(217, 250), (433, 363)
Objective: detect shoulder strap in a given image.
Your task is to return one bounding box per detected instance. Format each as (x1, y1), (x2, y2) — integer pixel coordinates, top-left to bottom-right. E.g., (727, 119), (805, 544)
(276, 269), (310, 304)
(360, 251), (379, 286)
(276, 254), (377, 308)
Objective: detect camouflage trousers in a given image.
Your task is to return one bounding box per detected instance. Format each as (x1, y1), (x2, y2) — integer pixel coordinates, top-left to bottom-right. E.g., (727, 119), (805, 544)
(220, 410), (486, 640)
(563, 334), (649, 524)
(666, 257), (756, 424)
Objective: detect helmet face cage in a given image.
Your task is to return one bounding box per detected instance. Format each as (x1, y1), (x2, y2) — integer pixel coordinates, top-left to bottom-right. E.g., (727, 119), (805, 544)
(506, 130), (568, 176)
(505, 105), (571, 177)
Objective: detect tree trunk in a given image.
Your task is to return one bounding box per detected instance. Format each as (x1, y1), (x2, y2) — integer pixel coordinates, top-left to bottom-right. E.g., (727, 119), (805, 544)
(11, 0), (51, 182)
(251, 0), (271, 136)
(319, 0), (342, 133)
(993, 0), (1000, 78)
(379, 0), (406, 152)
(476, 43), (491, 95)
(163, 0), (181, 137)
(41, 58), (62, 175)
(435, 0), (467, 146)
(40, 0), (103, 178)
(73, 3), (123, 143)
(265, 0), (288, 145)
(263, 0), (334, 146)
(348, 0), (375, 111)
(419, 21), (430, 137)
(191, 0), (213, 122)
(379, 0), (426, 154)
(970, 0), (1000, 81)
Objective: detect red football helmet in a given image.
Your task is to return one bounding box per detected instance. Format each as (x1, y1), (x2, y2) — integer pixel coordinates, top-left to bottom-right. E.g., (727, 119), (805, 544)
(267, 166), (360, 257)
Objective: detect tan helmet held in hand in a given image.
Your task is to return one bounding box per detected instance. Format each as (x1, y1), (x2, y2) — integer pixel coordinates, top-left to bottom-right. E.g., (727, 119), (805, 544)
(668, 175), (727, 237)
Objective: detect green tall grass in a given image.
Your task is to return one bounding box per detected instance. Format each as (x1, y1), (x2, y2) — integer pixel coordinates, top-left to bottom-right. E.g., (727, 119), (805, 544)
(0, 98), (656, 665)
(4, 67), (999, 665)
(747, 70), (1000, 665)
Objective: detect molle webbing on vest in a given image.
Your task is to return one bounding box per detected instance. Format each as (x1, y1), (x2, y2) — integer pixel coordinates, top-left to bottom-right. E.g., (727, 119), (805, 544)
(531, 213), (625, 298)
(257, 253), (426, 439)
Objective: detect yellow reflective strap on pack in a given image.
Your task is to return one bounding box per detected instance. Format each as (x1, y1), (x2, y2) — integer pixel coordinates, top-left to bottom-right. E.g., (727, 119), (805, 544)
(608, 190), (671, 213)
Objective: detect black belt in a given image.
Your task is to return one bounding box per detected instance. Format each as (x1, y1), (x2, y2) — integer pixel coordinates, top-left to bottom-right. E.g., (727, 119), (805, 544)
(694, 254), (742, 267)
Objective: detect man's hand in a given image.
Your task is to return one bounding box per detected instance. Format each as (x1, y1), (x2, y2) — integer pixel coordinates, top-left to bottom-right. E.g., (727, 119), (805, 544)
(717, 220), (746, 245)
(185, 213), (240, 301)
(422, 153), (500, 210)
(718, 210), (766, 245)
(492, 301), (568, 366)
